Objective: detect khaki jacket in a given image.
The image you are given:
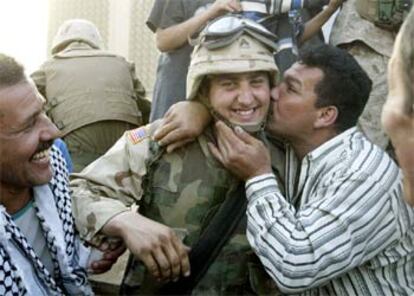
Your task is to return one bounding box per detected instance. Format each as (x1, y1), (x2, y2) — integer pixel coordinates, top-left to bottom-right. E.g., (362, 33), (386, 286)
(31, 42), (145, 137)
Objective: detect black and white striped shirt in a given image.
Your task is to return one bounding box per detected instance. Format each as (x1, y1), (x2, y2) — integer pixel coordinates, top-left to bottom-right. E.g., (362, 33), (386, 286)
(246, 128), (414, 295)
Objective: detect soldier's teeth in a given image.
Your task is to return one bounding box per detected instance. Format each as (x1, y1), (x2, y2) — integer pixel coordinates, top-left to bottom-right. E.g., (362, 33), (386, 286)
(236, 109), (254, 115)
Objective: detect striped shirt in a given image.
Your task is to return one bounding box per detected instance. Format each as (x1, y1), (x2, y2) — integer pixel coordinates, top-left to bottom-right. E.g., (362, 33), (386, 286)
(246, 128), (414, 295)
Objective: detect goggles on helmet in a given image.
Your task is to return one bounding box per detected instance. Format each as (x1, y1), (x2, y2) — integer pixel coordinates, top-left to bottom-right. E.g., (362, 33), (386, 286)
(204, 14), (275, 37)
(191, 14), (278, 51)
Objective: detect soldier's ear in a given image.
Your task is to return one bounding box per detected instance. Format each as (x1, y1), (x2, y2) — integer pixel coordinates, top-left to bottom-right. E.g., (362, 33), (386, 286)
(314, 105), (338, 129)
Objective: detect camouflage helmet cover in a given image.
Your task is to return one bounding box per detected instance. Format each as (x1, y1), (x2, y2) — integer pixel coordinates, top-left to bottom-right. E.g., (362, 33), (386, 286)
(186, 32), (279, 100)
(51, 19), (103, 54)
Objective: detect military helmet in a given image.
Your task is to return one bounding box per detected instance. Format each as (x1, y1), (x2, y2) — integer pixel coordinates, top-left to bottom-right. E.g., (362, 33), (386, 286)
(186, 15), (279, 100)
(51, 19), (103, 54)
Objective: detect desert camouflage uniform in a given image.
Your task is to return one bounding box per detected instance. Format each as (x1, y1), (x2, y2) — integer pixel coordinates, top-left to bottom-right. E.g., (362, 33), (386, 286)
(71, 121), (279, 294)
(72, 23), (282, 294)
(32, 20), (149, 172)
(330, 0), (396, 149)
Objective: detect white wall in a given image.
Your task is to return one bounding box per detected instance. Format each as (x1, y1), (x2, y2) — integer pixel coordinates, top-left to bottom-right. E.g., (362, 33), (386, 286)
(0, 0), (49, 73)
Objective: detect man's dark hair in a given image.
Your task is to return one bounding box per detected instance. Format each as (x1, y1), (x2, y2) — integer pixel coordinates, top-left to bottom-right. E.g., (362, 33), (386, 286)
(0, 53), (25, 88)
(299, 44), (372, 132)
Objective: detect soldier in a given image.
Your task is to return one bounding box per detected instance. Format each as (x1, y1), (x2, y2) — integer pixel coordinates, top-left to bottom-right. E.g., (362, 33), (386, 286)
(382, 6), (414, 205)
(71, 17), (281, 294)
(330, 0), (412, 150)
(148, 0), (342, 122)
(147, 0), (242, 122)
(31, 19), (149, 172)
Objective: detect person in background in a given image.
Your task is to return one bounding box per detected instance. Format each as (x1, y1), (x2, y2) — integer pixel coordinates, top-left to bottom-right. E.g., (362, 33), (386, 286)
(32, 19), (149, 172)
(147, 0), (242, 122)
(330, 0), (412, 151)
(240, 0), (342, 73)
(148, 0), (342, 123)
(0, 53), (123, 295)
(382, 6), (414, 205)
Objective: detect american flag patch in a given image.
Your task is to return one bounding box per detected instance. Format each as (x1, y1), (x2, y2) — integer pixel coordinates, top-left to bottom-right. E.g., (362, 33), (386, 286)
(127, 126), (148, 144)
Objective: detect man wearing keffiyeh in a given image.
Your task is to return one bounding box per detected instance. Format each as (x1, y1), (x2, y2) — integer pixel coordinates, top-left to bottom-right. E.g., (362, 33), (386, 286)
(0, 53), (122, 295)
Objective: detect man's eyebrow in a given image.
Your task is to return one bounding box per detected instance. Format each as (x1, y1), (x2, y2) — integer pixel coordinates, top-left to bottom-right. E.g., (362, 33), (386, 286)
(284, 75), (302, 87)
(19, 107), (42, 130)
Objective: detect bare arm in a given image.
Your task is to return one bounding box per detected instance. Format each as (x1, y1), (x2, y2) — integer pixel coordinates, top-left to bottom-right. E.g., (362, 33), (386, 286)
(382, 37), (414, 205)
(156, 0), (241, 52)
(299, 0), (344, 44)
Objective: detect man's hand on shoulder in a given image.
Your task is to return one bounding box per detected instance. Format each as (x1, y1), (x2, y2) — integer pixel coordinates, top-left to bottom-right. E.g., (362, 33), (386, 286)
(154, 101), (211, 153)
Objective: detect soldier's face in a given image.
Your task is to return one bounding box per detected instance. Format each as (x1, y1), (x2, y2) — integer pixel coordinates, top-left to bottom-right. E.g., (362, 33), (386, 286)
(208, 71), (270, 126)
(0, 81), (59, 190)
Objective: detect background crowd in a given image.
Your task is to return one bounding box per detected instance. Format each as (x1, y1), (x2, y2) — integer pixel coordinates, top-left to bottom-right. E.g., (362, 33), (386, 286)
(0, 0), (413, 294)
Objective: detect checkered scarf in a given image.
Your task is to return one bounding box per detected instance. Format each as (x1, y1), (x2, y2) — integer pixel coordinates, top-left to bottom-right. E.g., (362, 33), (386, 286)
(0, 146), (92, 295)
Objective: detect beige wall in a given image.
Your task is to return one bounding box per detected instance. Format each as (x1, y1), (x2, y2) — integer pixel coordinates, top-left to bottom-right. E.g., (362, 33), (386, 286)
(47, 0), (159, 98)
(129, 0), (160, 99)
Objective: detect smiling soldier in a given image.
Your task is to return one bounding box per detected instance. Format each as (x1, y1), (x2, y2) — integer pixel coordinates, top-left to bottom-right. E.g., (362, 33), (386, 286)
(71, 17), (282, 295)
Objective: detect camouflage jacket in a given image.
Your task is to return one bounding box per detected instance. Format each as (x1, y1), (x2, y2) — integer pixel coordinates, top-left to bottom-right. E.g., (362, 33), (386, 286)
(71, 122), (279, 294)
(330, 0), (395, 58)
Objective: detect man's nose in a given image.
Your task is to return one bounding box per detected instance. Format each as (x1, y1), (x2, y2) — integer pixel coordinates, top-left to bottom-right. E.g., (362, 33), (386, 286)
(40, 114), (60, 141)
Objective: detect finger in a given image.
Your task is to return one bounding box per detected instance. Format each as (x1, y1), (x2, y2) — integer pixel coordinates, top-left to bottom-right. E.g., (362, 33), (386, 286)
(103, 244), (126, 260)
(152, 246), (172, 280)
(171, 236), (191, 278)
(233, 125), (258, 145)
(166, 138), (194, 153)
(108, 239), (125, 250)
(214, 123), (236, 162)
(225, 4), (237, 12)
(154, 120), (177, 143)
(215, 121), (242, 151)
(96, 241), (110, 252)
(208, 142), (225, 164)
(229, 0), (242, 11)
(140, 254), (161, 280)
(161, 241), (181, 281)
(90, 259), (114, 274)
(159, 128), (190, 147)
(163, 105), (175, 120)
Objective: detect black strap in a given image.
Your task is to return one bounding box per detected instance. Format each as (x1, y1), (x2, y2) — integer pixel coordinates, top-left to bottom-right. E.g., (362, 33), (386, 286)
(158, 182), (248, 295)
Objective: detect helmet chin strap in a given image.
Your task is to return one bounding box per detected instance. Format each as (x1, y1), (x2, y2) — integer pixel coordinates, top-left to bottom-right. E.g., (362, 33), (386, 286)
(210, 108), (265, 134)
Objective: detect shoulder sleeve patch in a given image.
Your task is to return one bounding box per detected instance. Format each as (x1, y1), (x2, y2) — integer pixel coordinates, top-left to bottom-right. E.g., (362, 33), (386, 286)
(127, 126), (149, 144)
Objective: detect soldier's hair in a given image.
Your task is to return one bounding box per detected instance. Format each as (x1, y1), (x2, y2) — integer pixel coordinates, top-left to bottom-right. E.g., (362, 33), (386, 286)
(299, 44), (372, 133)
(398, 5), (414, 105)
(0, 53), (26, 89)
